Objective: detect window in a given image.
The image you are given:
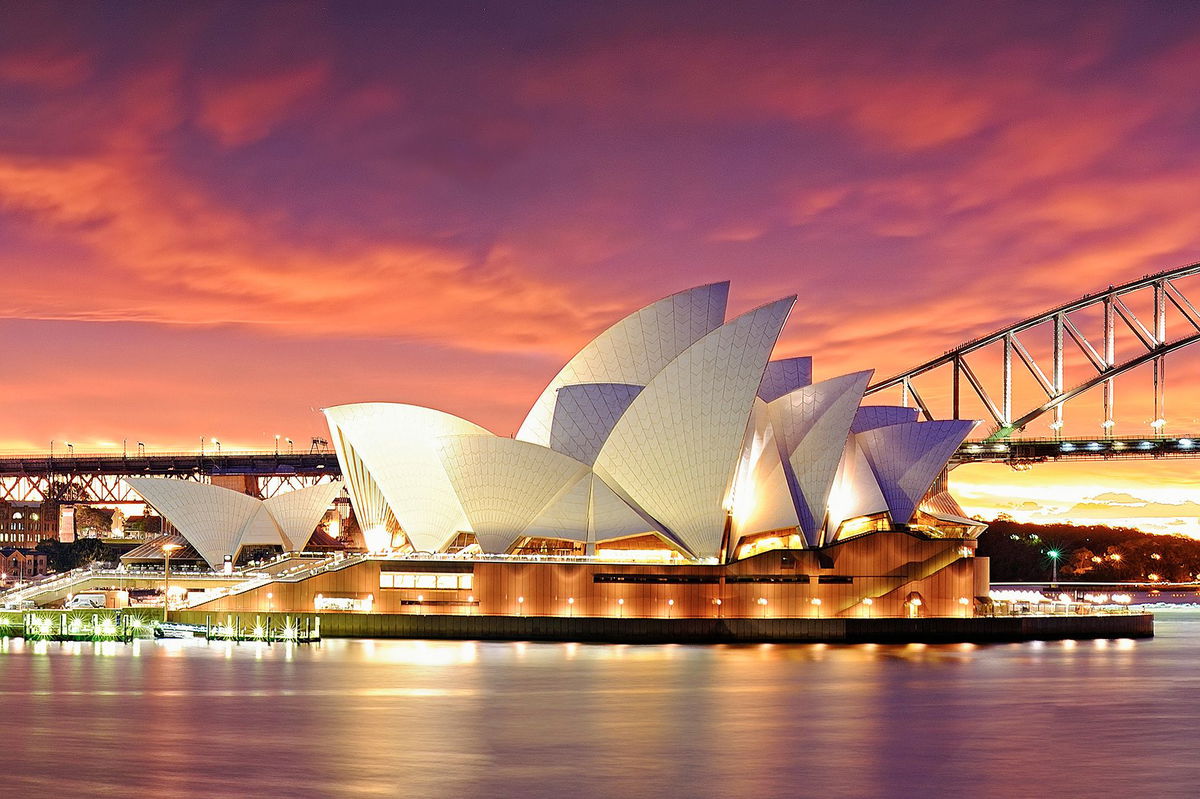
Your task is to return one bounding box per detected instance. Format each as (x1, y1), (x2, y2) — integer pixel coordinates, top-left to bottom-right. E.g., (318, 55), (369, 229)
(380, 572), (472, 590)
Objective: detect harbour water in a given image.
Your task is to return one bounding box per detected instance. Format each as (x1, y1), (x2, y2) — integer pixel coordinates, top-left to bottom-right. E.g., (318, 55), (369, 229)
(4, 612), (1200, 798)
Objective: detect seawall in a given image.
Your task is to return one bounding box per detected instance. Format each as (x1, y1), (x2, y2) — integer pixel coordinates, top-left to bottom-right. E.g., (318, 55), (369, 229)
(171, 610), (1154, 644)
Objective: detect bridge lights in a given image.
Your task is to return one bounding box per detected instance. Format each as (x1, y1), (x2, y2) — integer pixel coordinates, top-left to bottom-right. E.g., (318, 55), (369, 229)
(1151, 418), (1166, 430)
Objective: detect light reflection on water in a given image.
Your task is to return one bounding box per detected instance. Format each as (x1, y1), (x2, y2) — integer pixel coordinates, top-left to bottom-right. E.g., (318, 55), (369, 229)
(3, 614), (1200, 798)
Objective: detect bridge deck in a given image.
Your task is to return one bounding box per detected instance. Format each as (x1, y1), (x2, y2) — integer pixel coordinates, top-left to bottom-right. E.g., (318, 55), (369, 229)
(0, 450), (340, 476)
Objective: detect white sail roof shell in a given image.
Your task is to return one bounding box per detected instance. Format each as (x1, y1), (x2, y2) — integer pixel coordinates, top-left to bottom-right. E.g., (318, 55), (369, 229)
(593, 297), (795, 558)
(856, 420), (977, 525)
(589, 476), (656, 542)
(548, 382), (642, 465)
(516, 282), (729, 447)
(324, 403), (491, 552)
(523, 469), (592, 542)
(237, 506), (287, 549)
(125, 478), (272, 568)
(263, 480), (344, 550)
(327, 419), (396, 543)
(768, 371), (872, 545)
(126, 478), (345, 566)
(757, 357), (813, 403)
(851, 405), (920, 433)
(730, 399), (800, 541)
(437, 436), (590, 553)
(826, 439), (889, 541)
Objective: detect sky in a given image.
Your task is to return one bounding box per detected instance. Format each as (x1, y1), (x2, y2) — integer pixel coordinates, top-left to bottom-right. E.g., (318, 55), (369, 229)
(4, 1), (1200, 533)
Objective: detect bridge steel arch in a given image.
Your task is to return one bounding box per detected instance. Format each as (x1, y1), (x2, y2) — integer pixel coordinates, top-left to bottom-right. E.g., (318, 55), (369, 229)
(866, 261), (1200, 441)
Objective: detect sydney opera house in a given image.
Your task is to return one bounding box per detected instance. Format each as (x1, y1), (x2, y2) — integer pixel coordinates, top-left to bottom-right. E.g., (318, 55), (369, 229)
(130, 283), (991, 622)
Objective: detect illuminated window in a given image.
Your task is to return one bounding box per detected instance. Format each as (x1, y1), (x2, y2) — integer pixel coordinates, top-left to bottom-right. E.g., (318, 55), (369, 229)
(834, 513), (890, 541)
(380, 572), (473, 590)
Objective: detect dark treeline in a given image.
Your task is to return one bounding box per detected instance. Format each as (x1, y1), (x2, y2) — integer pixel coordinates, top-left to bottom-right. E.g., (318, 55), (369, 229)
(977, 516), (1200, 582)
(35, 538), (126, 573)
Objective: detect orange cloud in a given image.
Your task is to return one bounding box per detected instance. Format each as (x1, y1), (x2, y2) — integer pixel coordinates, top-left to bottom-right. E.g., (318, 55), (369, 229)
(197, 62), (330, 146)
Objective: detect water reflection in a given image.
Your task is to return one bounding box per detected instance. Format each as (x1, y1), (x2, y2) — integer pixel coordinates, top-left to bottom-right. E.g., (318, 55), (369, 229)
(0, 614), (1197, 798)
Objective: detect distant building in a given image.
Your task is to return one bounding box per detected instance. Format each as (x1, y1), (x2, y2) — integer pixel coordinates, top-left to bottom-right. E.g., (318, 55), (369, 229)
(0, 500), (57, 547)
(0, 547), (49, 582)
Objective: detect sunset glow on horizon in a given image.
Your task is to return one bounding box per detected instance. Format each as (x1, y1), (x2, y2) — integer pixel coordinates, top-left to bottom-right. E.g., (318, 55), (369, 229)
(5, 2), (1200, 535)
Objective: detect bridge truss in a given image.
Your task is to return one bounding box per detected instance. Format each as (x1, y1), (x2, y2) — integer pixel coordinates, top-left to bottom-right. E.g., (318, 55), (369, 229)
(0, 451), (341, 504)
(866, 261), (1200, 441)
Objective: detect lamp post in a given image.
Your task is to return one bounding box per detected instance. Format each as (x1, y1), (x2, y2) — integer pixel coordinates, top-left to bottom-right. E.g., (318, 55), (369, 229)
(1048, 549), (1061, 583)
(161, 542), (182, 623)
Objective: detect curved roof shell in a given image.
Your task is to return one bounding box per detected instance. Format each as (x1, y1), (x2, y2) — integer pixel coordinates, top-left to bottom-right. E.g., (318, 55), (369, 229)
(768, 370), (873, 545)
(757, 357), (813, 403)
(324, 403), (490, 552)
(593, 296), (796, 558)
(548, 382), (642, 466)
(125, 478), (266, 567)
(263, 481), (345, 550)
(851, 405), (920, 433)
(437, 436), (591, 553)
(856, 420), (977, 525)
(126, 479), (339, 568)
(516, 282), (729, 448)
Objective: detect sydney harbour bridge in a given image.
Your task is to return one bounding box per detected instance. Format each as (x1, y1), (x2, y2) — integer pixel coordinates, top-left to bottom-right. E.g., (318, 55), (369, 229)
(4, 261), (1200, 506)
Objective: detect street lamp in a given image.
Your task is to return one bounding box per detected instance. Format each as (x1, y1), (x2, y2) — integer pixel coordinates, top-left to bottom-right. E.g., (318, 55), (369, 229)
(213, 438), (221, 454)
(286, 437), (294, 454)
(275, 434), (281, 455)
(161, 542), (182, 623)
(1047, 549), (1061, 583)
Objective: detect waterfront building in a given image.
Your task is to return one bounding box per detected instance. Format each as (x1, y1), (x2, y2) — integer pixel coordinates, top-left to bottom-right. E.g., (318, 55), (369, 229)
(130, 283), (991, 619)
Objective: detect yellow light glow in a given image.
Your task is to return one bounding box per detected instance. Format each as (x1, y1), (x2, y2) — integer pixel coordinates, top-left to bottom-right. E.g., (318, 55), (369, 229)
(363, 525), (392, 552)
